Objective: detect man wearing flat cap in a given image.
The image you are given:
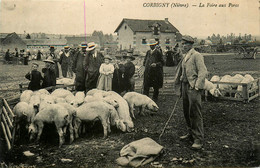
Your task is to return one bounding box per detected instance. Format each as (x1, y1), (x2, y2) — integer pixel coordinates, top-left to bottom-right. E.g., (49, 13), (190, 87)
(174, 35), (208, 150)
(73, 43), (88, 91)
(59, 46), (72, 78)
(143, 39), (164, 101)
(85, 42), (103, 92)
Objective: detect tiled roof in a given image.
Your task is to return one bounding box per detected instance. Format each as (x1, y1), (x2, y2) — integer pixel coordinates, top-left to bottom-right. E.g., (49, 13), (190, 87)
(114, 18), (179, 33)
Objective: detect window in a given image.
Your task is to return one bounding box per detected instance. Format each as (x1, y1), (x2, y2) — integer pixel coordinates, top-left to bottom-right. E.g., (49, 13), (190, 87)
(142, 38), (147, 44)
(154, 26), (159, 35)
(165, 38), (170, 44)
(125, 26), (127, 30)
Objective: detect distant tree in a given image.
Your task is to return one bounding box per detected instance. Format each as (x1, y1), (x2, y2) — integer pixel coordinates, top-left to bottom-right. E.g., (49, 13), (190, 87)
(26, 33), (31, 39)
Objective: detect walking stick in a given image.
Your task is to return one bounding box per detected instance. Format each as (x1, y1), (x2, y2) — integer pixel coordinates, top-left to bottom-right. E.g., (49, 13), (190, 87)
(159, 97), (180, 141)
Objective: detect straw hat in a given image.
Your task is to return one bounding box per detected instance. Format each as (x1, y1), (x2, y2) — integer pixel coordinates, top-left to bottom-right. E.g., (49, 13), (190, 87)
(148, 39), (158, 46)
(81, 42), (88, 48)
(86, 42), (97, 51)
(43, 56), (55, 64)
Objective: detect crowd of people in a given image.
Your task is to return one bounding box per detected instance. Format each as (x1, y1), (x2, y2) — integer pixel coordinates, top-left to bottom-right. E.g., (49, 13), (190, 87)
(4, 35), (208, 150)
(4, 48), (44, 65)
(21, 42), (137, 97)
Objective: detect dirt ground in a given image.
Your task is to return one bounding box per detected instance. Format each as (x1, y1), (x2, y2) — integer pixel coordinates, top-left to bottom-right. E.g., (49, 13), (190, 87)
(0, 53), (260, 167)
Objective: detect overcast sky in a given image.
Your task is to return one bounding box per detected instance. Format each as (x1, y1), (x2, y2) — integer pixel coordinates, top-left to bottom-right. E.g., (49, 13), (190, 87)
(0, 0), (259, 37)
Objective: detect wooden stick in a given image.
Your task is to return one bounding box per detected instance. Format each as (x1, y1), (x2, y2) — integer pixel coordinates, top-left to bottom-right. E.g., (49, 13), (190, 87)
(1, 114), (12, 140)
(2, 107), (13, 128)
(159, 97), (180, 141)
(3, 98), (15, 118)
(1, 122), (11, 150)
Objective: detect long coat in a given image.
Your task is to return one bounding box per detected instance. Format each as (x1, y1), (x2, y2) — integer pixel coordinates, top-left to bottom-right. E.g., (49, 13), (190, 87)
(143, 49), (164, 89)
(72, 51), (87, 91)
(124, 61), (135, 91)
(85, 51), (103, 91)
(49, 52), (59, 78)
(112, 63), (125, 94)
(165, 50), (174, 67)
(59, 52), (72, 77)
(42, 65), (56, 88)
(25, 70), (43, 91)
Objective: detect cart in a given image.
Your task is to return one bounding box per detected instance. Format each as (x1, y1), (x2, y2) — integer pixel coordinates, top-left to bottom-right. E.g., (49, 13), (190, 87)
(234, 44), (259, 59)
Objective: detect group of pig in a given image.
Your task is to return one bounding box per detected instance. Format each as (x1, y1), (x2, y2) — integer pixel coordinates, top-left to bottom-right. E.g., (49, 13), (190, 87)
(205, 74), (257, 98)
(13, 88), (159, 147)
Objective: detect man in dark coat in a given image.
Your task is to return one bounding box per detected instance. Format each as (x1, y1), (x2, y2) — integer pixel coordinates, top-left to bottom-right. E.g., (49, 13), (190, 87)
(42, 57), (56, 88)
(23, 50), (30, 65)
(5, 49), (11, 62)
(143, 39), (164, 101)
(85, 42), (103, 92)
(15, 48), (19, 57)
(25, 63), (43, 91)
(37, 50), (43, 60)
(165, 46), (174, 67)
(112, 56), (125, 94)
(49, 46), (59, 78)
(73, 44), (87, 91)
(59, 46), (71, 77)
(123, 52), (136, 92)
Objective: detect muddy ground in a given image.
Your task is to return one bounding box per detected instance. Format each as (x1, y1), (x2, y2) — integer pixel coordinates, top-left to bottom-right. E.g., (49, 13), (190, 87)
(0, 53), (259, 167)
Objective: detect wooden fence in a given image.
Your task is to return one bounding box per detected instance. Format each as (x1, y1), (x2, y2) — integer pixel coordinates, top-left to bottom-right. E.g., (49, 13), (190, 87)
(0, 98), (16, 151)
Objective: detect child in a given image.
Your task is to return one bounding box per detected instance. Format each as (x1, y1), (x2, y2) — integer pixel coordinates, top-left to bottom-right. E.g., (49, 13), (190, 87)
(42, 57), (56, 89)
(25, 63), (43, 91)
(97, 55), (114, 91)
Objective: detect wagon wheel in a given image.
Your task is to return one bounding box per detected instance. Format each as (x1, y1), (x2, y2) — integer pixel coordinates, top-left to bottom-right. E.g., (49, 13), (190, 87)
(234, 46), (245, 57)
(252, 47), (258, 59)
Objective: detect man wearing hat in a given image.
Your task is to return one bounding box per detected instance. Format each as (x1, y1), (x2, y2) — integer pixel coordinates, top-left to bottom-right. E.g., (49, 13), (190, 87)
(123, 51), (136, 92)
(25, 62), (43, 91)
(49, 46), (59, 78)
(42, 57), (56, 89)
(143, 39), (164, 101)
(174, 35), (208, 150)
(85, 42), (103, 92)
(73, 43), (88, 91)
(59, 46), (72, 78)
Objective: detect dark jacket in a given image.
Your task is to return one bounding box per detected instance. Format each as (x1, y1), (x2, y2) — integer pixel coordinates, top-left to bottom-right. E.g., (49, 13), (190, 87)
(42, 65), (56, 88)
(49, 52), (59, 78)
(5, 51), (10, 61)
(73, 51), (87, 91)
(124, 61), (135, 91)
(59, 52), (71, 66)
(112, 63), (125, 94)
(143, 49), (164, 88)
(85, 51), (103, 91)
(25, 70), (43, 91)
(165, 50), (174, 67)
(37, 51), (42, 60)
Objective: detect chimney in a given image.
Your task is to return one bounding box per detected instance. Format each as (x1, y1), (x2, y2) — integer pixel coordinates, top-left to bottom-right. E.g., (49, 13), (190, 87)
(165, 18), (168, 22)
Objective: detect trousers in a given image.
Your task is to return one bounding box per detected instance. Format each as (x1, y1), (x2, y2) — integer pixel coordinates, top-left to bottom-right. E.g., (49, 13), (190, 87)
(182, 82), (204, 142)
(143, 86), (159, 100)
